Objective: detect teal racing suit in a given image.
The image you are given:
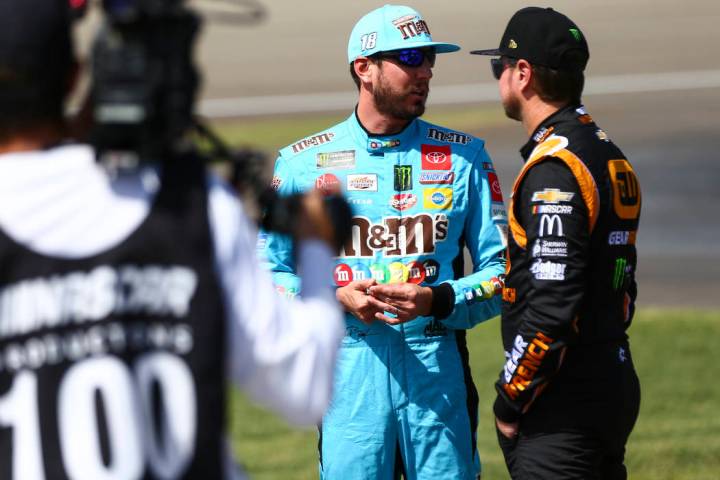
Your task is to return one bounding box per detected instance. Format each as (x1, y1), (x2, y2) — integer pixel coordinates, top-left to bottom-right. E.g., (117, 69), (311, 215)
(262, 112), (507, 479)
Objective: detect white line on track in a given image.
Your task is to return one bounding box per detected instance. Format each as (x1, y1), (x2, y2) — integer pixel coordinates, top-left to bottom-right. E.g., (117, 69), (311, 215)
(198, 69), (720, 118)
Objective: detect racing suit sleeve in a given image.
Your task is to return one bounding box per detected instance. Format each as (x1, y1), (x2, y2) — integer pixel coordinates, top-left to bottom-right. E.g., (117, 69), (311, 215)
(437, 147), (507, 329)
(207, 174), (344, 425)
(494, 158), (589, 423)
(262, 153), (302, 295)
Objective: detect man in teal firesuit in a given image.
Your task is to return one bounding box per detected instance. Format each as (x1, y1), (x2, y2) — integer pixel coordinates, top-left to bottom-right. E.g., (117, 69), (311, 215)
(262, 5), (507, 479)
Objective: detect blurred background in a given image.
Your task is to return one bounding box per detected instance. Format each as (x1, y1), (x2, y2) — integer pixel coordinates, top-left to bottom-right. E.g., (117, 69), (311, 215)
(186, 0), (720, 308)
(75, 1), (720, 478)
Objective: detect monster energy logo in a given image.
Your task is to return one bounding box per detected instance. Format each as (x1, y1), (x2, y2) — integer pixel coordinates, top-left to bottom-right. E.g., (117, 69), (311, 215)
(569, 28), (582, 41)
(613, 257), (628, 290)
(394, 165), (413, 191)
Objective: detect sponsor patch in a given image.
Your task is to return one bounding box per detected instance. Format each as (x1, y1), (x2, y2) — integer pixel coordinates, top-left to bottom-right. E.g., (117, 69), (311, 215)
(533, 126), (554, 143)
(291, 132), (335, 154)
(388, 262), (409, 284)
(422, 259), (440, 283)
(419, 171), (454, 184)
(315, 173), (340, 193)
(316, 150), (355, 170)
(487, 172), (504, 203)
(612, 258), (632, 290)
(392, 15), (430, 40)
(608, 230), (637, 246)
(596, 129), (610, 142)
(270, 176), (282, 191)
(347, 174), (378, 192)
(351, 263), (371, 281)
(369, 139), (401, 150)
(421, 144), (452, 170)
(538, 214), (564, 237)
(407, 261), (426, 284)
(530, 259), (567, 280)
(577, 113), (594, 124)
(423, 188), (453, 210)
(333, 263), (353, 286)
(502, 333), (554, 397)
(427, 127), (473, 145)
(608, 159), (641, 220)
(532, 240), (568, 258)
(370, 263), (390, 284)
(342, 214), (448, 258)
(390, 193), (417, 211)
(394, 165), (413, 191)
(492, 204), (508, 222)
(348, 197), (373, 206)
(531, 188), (574, 204)
(532, 205), (573, 215)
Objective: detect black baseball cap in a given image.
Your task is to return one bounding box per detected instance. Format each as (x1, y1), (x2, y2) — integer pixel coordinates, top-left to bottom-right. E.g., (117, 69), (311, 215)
(0, 0), (74, 77)
(470, 7), (589, 71)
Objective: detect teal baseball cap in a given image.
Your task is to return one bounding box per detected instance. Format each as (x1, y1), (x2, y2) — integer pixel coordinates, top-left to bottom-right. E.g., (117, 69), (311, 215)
(347, 4), (460, 63)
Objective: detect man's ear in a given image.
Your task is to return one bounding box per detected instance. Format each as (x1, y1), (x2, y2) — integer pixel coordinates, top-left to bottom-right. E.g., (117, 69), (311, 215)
(354, 57), (374, 86)
(514, 59), (533, 92)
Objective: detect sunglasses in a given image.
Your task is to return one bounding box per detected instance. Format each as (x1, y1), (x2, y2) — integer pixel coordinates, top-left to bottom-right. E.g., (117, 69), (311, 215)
(491, 57), (517, 80)
(375, 48), (436, 68)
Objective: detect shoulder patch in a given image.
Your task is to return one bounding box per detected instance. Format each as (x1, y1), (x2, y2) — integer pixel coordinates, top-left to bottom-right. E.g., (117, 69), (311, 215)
(289, 131), (336, 154)
(426, 126), (473, 145)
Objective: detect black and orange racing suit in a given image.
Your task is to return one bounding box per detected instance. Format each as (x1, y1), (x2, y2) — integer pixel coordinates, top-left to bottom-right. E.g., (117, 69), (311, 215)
(495, 104), (642, 479)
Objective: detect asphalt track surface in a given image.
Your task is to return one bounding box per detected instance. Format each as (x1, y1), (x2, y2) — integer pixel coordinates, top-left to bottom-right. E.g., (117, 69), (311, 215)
(78, 1), (720, 308)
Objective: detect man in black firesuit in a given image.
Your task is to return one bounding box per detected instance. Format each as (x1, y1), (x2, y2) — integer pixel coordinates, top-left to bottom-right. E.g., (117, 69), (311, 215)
(471, 7), (642, 479)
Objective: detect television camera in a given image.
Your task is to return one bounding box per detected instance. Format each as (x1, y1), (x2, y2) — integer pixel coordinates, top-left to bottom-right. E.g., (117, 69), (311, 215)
(76, 0), (352, 247)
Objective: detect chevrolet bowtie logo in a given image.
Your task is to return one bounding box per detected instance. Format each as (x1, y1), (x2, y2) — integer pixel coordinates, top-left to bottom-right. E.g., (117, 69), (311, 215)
(531, 188), (574, 204)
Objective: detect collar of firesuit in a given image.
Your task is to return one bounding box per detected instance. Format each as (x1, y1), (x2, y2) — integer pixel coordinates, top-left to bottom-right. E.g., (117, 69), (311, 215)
(350, 107), (420, 154)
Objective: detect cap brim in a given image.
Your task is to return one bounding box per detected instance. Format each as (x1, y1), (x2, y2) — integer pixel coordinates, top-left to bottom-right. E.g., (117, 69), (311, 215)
(469, 48), (501, 56)
(382, 41), (461, 54)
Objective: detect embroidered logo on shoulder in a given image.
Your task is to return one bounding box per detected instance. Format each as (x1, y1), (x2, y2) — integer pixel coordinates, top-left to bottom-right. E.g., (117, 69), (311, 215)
(528, 134), (569, 163)
(427, 127), (473, 145)
(316, 150), (356, 170)
(291, 132), (335, 154)
(533, 126), (554, 143)
(596, 129), (610, 142)
(531, 189), (574, 204)
(487, 172), (503, 203)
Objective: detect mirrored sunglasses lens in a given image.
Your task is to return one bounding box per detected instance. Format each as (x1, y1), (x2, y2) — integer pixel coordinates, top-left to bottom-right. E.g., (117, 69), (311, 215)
(398, 49), (424, 67)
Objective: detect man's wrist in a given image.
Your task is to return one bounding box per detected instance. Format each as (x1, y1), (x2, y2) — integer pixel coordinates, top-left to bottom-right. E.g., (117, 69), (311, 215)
(429, 283), (454, 319)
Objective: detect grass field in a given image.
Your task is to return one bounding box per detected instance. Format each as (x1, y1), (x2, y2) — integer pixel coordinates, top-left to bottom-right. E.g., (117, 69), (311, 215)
(229, 309), (720, 479)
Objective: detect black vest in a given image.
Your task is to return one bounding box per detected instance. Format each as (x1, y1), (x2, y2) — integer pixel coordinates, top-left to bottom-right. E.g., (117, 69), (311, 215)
(0, 156), (226, 479)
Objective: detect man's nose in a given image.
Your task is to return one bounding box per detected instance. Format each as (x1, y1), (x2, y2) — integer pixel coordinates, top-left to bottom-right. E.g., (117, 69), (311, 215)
(416, 59), (433, 79)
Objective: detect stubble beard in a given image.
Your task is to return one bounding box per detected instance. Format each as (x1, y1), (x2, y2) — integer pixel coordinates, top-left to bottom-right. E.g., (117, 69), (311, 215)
(502, 90), (522, 122)
(372, 71), (427, 121)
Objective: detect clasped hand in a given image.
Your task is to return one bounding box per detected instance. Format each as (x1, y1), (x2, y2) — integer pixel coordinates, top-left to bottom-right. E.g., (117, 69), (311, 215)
(335, 279), (433, 325)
